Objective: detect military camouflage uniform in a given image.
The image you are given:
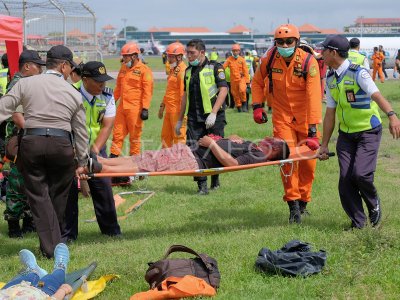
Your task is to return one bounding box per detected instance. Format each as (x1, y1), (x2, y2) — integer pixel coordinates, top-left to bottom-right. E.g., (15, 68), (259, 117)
(3, 73), (30, 224)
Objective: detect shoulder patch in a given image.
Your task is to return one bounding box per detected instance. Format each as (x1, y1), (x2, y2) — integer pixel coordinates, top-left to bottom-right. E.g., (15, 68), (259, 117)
(360, 70), (371, 79)
(218, 71), (226, 80)
(309, 65), (317, 77)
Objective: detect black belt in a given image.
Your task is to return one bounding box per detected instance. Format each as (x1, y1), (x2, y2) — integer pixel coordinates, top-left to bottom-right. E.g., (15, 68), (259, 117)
(24, 128), (71, 138)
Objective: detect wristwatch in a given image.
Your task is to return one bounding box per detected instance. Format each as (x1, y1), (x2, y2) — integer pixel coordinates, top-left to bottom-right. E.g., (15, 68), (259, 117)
(387, 111), (397, 117)
(308, 126), (317, 137)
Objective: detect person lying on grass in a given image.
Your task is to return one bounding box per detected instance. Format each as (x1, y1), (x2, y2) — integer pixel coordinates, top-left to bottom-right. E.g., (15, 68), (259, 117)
(79, 134), (290, 178)
(0, 243), (72, 300)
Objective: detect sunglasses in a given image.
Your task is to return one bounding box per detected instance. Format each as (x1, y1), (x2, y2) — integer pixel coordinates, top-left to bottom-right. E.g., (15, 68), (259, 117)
(275, 38), (296, 46)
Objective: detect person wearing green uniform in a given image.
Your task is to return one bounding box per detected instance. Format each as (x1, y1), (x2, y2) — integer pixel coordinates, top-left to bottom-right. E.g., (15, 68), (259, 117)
(3, 50), (46, 238)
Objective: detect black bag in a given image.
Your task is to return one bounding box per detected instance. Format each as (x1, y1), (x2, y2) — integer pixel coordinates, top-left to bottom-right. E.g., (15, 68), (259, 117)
(145, 245), (220, 290)
(255, 240), (327, 277)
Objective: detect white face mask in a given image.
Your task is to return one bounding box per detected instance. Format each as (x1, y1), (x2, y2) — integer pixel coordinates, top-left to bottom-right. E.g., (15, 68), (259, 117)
(170, 62), (177, 68)
(126, 60), (132, 68)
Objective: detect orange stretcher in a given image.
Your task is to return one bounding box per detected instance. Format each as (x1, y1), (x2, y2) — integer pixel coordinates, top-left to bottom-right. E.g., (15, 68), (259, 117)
(90, 146), (333, 179)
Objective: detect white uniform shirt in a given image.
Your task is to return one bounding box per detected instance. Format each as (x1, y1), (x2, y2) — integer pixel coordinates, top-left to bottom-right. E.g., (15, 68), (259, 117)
(326, 59), (379, 108)
(80, 84), (116, 118)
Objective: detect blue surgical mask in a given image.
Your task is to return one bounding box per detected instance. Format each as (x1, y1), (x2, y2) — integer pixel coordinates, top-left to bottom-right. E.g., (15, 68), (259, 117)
(190, 58), (200, 66)
(233, 54), (239, 59)
(277, 46), (295, 58)
(126, 60), (132, 68)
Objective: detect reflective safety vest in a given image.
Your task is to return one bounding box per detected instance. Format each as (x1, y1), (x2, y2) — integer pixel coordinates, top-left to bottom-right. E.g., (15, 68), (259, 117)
(0, 67), (8, 95)
(209, 51), (218, 61)
(185, 64), (218, 114)
(75, 81), (112, 145)
(224, 66), (231, 83)
(348, 50), (366, 65)
(244, 55), (253, 75)
(326, 64), (381, 133)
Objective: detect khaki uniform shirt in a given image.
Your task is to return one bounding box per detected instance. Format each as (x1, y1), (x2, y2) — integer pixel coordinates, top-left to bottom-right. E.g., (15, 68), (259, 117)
(0, 71), (88, 166)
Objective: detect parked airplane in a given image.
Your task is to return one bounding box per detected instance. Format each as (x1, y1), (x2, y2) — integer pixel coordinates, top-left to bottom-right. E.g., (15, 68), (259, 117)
(351, 37), (400, 68)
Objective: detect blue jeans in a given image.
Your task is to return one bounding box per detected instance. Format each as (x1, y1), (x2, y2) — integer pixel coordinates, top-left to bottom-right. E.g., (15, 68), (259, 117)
(2, 269), (65, 296)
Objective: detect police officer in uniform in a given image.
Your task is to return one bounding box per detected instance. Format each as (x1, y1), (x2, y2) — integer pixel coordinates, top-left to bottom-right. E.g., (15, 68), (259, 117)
(348, 38), (370, 70)
(175, 39), (228, 195)
(3, 49), (46, 238)
(63, 61), (121, 241)
(0, 45), (88, 258)
(318, 35), (400, 229)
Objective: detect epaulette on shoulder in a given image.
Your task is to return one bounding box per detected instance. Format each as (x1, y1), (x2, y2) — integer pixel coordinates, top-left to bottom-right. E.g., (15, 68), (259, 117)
(327, 69), (335, 78)
(349, 64), (360, 71)
(103, 86), (113, 96)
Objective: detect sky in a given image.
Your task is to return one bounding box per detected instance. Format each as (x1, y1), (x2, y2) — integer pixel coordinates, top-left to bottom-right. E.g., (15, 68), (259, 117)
(81, 0), (399, 34)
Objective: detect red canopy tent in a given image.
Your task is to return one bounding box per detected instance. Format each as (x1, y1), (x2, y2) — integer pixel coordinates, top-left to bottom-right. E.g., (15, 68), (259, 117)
(0, 14), (23, 78)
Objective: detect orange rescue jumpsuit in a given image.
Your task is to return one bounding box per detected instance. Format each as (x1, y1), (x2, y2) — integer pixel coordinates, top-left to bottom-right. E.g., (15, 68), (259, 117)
(252, 47), (322, 202)
(372, 51), (385, 83)
(161, 61), (187, 148)
(223, 56), (249, 108)
(111, 61), (153, 155)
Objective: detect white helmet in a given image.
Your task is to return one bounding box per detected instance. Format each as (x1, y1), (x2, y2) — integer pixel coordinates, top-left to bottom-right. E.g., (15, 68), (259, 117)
(251, 50), (258, 56)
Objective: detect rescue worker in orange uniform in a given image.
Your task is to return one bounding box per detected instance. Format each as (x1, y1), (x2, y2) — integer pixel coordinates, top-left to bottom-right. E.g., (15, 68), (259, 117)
(223, 44), (250, 112)
(111, 42), (153, 157)
(158, 42), (187, 148)
(251, 24), (322, 224)
(371, 46), (385, 83)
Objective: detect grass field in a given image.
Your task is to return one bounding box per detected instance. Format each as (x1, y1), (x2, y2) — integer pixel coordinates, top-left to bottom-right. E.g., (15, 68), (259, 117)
(0, 80), (399, 299)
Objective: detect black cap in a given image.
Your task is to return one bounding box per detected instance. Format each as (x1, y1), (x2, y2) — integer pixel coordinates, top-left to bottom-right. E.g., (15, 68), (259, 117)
(81, 61), (113, 82)
(318, 35), (350, 52)
(19, 50), (46, 65)
(47, 45), (77, 67)
(349, 38), (360, 48)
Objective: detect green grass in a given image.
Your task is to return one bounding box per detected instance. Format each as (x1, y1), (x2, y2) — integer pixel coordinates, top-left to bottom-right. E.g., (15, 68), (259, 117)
(1, 80), (400, 299)
(104, 56), (167, 72)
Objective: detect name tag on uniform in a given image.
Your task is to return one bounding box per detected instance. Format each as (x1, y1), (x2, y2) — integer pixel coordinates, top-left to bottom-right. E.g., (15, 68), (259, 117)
(133, 69), (141, 76)
(345, 90), (356, 102)
(344, 80), (354, 85)
(96, 103), (107, 107)
(271, 68), (283, 73)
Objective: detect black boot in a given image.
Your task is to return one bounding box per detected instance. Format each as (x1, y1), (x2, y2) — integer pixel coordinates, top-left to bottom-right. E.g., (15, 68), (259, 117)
(110, 154), (130, 185)
(21, 215), (36, 234)
(242, 102), (248, 112)
(8, 219), (22, 238)
(298, 200), (310, 216)
(197, 181), (209, 195)
(287, 201), (301, 224)
(237, 106), (242, 113)
(210, 175), (220, 190)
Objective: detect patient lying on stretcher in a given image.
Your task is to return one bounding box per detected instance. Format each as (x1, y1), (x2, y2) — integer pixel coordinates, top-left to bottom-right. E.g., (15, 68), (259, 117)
(80, 135), (290, 177)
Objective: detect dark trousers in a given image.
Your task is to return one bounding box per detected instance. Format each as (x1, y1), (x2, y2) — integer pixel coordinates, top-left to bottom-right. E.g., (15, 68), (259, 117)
(187, 115), (226, 184)
(336, 125), (382, 228)
(19, 135), (75, 258)
(63, 148), (120, 240)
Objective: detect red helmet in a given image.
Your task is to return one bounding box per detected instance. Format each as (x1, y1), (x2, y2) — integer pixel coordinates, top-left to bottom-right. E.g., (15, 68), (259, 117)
(166, 42), (185, 55)
(121, 42), (140, 55)
(232, 44), (241, 51)
(274, 24), (300, 39)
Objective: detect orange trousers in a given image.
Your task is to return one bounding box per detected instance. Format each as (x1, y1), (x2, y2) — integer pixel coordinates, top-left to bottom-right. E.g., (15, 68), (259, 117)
(273, 118), (317, 202)
(230, 79), (247, 107)
(161, 113), (187, 148)
(111, 106), (143, 156)
(372, 67), (384, 83)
